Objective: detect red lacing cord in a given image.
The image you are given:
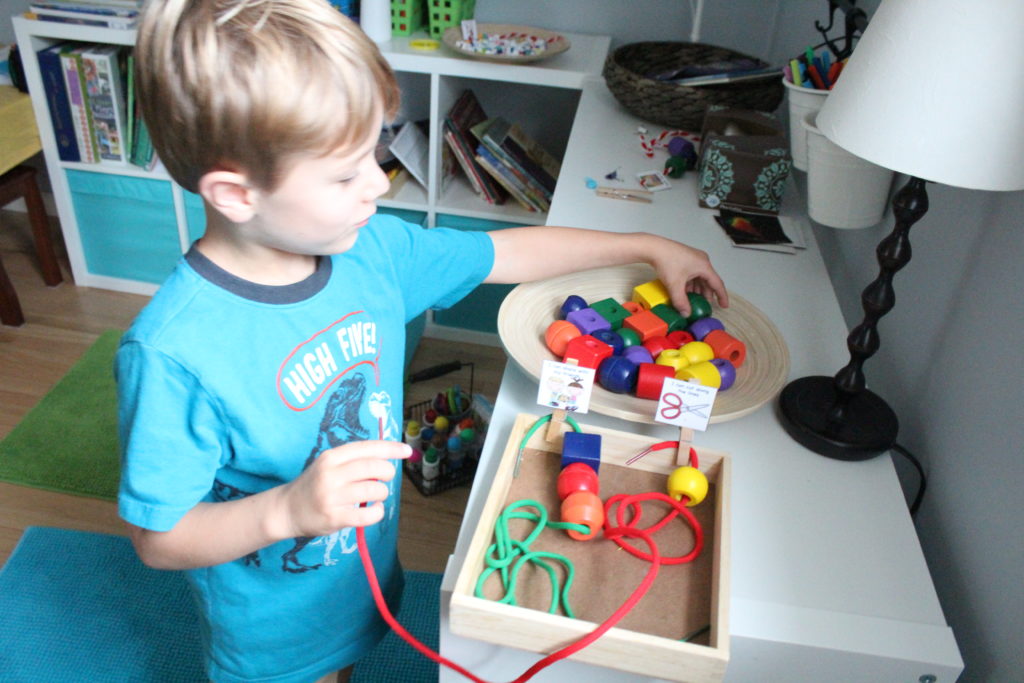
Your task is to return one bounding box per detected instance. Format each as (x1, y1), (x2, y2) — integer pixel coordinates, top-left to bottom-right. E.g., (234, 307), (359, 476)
(356, 470), (703, 681)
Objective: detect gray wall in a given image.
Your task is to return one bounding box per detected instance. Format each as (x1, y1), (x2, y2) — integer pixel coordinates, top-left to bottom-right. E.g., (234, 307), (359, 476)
(478, 0), (1016, 680)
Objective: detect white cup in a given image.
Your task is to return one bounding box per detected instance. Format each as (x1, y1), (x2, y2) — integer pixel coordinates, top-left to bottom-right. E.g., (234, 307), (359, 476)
(803, 112), (895, 229)
(783, 78), (830, 172)
(360, 0), (392, 43)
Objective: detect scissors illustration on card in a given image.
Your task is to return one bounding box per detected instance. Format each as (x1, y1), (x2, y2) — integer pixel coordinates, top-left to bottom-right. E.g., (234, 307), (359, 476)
(656, 378), (718, 431)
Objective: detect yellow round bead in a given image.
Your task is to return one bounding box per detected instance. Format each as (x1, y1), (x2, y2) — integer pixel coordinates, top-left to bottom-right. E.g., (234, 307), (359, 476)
(655, 348), (689, 372)
(667, 466), (708, 507)
(676, 360), (722, 388)
(680, 341), (714, 364)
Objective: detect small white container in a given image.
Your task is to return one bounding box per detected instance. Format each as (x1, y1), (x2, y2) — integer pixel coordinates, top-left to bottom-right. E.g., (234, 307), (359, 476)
(782, 78), (830, 172)
(803, 112), (894, 229)
(359, 0), (392, 43)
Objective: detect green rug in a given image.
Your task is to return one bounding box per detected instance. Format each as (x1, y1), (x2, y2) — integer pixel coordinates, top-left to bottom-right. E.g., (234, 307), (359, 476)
(0, 330), (121, 500)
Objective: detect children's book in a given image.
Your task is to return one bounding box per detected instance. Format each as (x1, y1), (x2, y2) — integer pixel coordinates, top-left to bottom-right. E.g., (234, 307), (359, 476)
(36, 42), (80, 162)
(80, 44), (127, 162)
(59, 44), (99, 163)
(388, 120), (429, 190)
(478, 116), (560, 198)
(714, 209), (807, 254)
(443, 89), (505, 204)
(471, 119), (550, 212)
(475, 145), (543, 212)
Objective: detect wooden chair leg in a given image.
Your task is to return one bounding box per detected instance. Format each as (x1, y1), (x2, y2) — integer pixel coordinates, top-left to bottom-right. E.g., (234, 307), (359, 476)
(22, 168), (63, 286)
(0, 254), (26, 327)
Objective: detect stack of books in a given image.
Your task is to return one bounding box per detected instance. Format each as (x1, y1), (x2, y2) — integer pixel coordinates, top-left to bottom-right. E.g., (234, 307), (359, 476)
(443, 90), (561, 212)
(36, 41), (156, 169)
(28, 0), (142, 30)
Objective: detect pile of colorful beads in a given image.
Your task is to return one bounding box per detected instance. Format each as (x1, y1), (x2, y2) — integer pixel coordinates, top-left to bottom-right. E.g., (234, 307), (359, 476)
(544, 278), (746, 397)
(455, 31), (554, 57)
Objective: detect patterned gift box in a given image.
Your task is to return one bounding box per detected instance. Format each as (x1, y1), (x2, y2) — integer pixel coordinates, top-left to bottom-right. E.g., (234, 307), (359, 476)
(697, 106), (791, 215)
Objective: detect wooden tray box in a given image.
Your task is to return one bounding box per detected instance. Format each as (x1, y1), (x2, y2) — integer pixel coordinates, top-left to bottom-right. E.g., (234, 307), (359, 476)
(450, 413), (731, 682)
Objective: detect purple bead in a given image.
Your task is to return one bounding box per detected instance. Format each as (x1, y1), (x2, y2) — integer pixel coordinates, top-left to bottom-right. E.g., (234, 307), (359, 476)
(667, 136), (693, 158)
(592, 329), (624, 355)
(711, 358), (736, 390)
(566, 307), (611, 336)
(623, 345), (654, 365)
(560, 295), (588, 319)
(598, 356), (639, 394)
(688, 316), (725, 341)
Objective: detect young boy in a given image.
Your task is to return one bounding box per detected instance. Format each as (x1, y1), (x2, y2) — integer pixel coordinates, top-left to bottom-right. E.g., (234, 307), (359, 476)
(118, 1), (729, 681)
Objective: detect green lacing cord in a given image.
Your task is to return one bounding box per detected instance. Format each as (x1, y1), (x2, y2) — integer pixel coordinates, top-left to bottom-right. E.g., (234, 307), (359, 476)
(474, 499), (589, 618)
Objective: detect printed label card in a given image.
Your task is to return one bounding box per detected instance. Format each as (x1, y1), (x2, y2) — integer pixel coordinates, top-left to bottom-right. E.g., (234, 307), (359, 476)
(537, 360), (596, 414)
(654, 377), (718, 431)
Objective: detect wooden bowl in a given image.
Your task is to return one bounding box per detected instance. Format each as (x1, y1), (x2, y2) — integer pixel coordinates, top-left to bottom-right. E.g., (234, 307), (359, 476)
(498, 264), (790, 424)
(442, 23), (571, 64)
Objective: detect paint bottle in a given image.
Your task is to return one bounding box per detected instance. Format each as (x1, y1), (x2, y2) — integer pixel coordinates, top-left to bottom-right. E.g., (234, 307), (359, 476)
(421, 446), (440, 493)
(404, 420), (422, 449)
(447, 435), (465, 471)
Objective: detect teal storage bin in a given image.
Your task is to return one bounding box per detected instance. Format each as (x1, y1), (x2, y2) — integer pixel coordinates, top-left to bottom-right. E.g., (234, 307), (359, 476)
(431, 214), (520, 335)
(67, 170), (182, 284)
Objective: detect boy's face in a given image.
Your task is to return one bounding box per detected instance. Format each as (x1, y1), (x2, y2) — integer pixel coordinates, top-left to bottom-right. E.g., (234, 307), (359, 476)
(247, 119), (389, 256)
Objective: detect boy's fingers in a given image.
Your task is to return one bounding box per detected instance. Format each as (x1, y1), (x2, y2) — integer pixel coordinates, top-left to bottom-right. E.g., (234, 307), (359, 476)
(323, 441), (411, 467)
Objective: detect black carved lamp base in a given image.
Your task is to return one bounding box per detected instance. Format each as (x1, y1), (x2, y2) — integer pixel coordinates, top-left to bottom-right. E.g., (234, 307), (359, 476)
(779, 376), (898, 461)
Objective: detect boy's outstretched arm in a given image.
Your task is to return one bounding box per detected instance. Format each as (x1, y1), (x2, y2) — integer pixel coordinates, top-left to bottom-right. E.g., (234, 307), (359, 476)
(486, 227), (729, 316)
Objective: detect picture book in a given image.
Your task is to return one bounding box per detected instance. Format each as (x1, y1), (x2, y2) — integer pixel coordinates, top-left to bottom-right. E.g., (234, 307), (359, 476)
(388, 120), (429, 190)
(59, 44), (99, 163)
(443, 89), (505, 204)
(475, 145), (544, 212)
(36, 42), (80, 162)
(472, 119), (550, 212)
(478, 116), (560, 198)
(80, 43), (127, 162)
(714, 209), (807, 254)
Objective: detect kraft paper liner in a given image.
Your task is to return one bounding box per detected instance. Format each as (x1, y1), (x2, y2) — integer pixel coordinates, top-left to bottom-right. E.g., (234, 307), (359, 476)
(476, 444), (719, 644)
(498, 263), (790, 424)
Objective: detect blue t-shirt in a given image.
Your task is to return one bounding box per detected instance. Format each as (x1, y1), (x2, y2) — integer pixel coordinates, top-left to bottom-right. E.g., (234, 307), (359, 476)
(116, 214), (494, 682)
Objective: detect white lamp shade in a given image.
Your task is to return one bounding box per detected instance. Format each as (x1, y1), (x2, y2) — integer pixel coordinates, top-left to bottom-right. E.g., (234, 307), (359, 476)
(816, 0), (1024, 191)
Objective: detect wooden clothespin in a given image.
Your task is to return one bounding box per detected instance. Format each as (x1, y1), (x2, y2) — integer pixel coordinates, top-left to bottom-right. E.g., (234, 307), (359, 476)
(595, 186), (653, 203)
(676, 426), (695, 466)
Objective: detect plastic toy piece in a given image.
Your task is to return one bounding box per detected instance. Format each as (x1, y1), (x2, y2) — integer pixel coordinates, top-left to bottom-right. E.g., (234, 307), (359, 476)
(623, 309), (669, 342)
(621, 301), (643, 315)
(589, 298), (630, 330)
(688, 316), (725, 341)
(711, 358), (737, 390)
(642, 335), (675, 359)
(667, 330), (695, 348)
(560, 295), (588, 319)
(562, 335), (614, 370)
(676, 360), (721, 388)
(663, 155), (687, 178)
(632, 279), (670, 310)
(667, 466), (709, 507)
(545, 319), (581, 356)
(557, 462), (600, 500)
(651, 303), (688, 333)
(635, 362), (675, 400)
(705, 329), (747, 367)
(598, 355), (639, 394)
(617, 326), (642, 349)
(566, 307), (612, 336)
(655, 349), (689, 373)
(560, 431), (602, 472)
(622, 345), (654, 365)
(680, 341), (714, 365)
(686, 292), (713, 323)
(561, 490), (604, 540)
(592, 329), (624, 355)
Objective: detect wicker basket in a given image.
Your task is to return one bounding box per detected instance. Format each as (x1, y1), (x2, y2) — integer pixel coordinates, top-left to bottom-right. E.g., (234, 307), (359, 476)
(602, 42), (784, 130)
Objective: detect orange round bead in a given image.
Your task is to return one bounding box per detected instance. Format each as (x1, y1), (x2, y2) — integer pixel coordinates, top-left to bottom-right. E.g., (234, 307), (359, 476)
(560, 491), (604, 541)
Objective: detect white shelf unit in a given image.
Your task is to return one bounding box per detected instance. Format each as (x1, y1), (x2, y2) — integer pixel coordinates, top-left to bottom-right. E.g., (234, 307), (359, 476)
(13, 16), (611, 317)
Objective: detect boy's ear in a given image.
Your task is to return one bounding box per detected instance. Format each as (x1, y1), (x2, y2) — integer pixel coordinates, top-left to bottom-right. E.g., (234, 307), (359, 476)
(198, 170), (259, 224)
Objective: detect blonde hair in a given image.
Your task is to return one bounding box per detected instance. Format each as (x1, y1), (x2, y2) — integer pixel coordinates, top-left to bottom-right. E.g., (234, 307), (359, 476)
(134, 0), (399, 192)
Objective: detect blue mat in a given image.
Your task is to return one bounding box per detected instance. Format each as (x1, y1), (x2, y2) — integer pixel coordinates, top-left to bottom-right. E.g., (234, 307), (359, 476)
(0, 527), (440, 682)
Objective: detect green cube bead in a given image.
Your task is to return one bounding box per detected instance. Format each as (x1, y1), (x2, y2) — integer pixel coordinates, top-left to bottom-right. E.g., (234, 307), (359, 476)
(651, 303), (688, 333)
(686, 292), (713, 324)
(590, 298), (630, 330)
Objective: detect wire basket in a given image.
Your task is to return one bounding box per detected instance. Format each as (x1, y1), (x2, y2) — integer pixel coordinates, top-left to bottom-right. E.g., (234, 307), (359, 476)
(602, 42), (784, 130)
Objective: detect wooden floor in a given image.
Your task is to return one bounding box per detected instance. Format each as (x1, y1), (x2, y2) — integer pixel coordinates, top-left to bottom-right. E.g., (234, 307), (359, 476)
(0, 208), (509, 572)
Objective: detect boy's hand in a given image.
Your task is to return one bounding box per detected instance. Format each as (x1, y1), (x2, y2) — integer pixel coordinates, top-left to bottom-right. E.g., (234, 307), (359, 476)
(275, 441), (411, 539)
(649, 239), (730, 316)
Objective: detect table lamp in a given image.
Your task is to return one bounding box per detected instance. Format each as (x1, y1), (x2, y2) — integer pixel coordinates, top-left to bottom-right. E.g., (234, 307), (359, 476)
(779, 0), (1024, 460)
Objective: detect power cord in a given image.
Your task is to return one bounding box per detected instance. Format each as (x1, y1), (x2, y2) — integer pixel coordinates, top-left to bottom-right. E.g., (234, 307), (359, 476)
(891, 442), (926, 517)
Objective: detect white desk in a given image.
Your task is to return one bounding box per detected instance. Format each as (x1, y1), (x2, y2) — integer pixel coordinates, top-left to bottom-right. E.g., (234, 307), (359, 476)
(437, 79), (963, 682)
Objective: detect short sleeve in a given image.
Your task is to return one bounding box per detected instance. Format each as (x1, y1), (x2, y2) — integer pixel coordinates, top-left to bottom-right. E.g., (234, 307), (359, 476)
(115, 340), (228, 531)
(368, 215), (494, 321)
